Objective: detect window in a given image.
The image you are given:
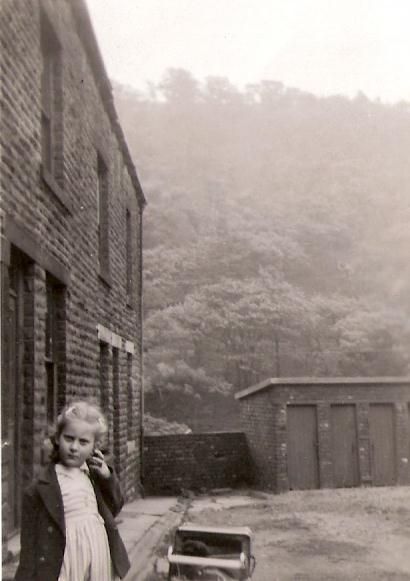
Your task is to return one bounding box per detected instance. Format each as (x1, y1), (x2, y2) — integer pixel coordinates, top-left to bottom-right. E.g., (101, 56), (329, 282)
(45, 274), (65, 426)
(127, 353), (133, 439)
(99, 341), (110, 415)
(112, 347), (120, 474)
(97, 154), (110, 280)
(40, 11), (62, 182)
(99, 340), (112, 450)
(126, 208), (133, 302)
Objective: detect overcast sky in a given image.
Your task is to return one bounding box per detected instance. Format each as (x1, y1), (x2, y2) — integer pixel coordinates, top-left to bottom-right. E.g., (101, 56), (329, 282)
(86, 0), (410, 103)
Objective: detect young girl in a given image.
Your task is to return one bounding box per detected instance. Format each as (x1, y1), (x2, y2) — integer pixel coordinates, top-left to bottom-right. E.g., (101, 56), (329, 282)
(14, 400), (130, 581)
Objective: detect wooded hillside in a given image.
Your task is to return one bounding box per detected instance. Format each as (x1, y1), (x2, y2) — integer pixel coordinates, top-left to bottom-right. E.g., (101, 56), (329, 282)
(113, 70), (410, 431)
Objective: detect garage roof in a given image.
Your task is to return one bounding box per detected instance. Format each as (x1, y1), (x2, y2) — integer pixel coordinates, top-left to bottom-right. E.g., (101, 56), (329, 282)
(235, 376), (410, 400)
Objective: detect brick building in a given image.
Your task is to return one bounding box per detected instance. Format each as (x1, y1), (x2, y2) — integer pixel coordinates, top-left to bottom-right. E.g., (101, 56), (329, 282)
(0, 0), (146, 550)
(236, 377), (410, 492)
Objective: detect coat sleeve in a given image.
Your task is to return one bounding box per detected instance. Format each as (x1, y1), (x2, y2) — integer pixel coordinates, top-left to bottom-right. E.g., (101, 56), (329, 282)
(96, 467), (125, 517)
(14, 487), (38, 581)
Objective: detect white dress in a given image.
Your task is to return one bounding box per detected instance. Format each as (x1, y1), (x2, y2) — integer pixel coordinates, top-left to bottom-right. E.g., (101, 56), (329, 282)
(56, 463), (119, 581)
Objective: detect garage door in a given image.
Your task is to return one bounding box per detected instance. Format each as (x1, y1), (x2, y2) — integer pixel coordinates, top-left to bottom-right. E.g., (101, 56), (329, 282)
(369, 404), (396, 486)
(287, 405), (319, 490)
(331, 405), (359, 488)
(408, 404), (410, 465)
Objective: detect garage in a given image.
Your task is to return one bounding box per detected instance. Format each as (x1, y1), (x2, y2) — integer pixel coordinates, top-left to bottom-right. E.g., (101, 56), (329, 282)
(236, 377), (410, 492)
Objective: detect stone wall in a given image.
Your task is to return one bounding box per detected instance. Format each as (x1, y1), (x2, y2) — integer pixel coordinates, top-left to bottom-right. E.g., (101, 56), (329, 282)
(143, 432), (253, 494)
(1, 0), (145, 548)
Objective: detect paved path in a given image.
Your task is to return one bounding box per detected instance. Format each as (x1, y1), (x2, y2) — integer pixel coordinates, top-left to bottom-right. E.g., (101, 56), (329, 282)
(122, 496), (186, 581)
(2, 496), (186, 581)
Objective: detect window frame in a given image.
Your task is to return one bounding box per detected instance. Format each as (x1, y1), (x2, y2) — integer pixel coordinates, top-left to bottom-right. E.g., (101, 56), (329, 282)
(97, 152), (111, 284)
(126, 207), (134, 305)
(40, 9), (72, 213)
(45, 273), (65, 428)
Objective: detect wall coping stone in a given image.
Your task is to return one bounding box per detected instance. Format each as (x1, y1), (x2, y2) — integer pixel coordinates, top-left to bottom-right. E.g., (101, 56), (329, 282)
(145, 431), (245, 439)
(235, 376), (410, 400)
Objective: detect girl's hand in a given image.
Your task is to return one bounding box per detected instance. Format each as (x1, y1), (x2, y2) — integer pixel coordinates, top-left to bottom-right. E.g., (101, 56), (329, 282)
(87, 449), (111, 479)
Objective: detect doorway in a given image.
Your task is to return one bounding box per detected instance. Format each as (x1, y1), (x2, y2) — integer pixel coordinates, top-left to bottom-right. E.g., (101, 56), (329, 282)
(4, 248), (26, 533)
(369, 404), (396, 485)
(331, 405), (359, 487)
(287, 405), (319, 490)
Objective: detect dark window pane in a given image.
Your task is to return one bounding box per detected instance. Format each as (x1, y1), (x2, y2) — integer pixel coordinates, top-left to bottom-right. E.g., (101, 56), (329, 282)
(46, 361), (56, 425)
(41, 113), (52, 173)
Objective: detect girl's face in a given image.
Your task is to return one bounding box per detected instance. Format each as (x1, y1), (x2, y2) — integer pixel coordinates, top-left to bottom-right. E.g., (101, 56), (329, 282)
(58, 419), (96, 468)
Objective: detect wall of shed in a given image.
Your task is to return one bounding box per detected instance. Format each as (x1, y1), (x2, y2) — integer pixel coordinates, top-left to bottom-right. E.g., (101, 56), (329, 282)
(238, 380), (410, 492)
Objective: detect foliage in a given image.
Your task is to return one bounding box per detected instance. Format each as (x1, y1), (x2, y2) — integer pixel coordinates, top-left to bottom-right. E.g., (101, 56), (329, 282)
(113, 73), (410, 430)
(144, 413), (191, 436)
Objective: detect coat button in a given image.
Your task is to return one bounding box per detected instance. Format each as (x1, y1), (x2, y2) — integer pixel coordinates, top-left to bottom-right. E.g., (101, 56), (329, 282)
(47, 526), (53, 533)
(39, 556), (46, 562)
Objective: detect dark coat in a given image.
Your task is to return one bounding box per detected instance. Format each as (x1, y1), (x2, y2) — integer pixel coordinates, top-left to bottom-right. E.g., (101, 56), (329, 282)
(14, 463), (130, 581)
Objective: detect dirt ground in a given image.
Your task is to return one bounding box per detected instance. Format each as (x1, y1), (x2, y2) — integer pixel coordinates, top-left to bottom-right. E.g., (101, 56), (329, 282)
(166, 486), (410, 580)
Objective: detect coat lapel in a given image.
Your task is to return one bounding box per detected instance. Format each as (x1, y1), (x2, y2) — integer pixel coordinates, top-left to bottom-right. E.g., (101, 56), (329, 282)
(37, 463), (65, 535)
(89, 476), (117, 529)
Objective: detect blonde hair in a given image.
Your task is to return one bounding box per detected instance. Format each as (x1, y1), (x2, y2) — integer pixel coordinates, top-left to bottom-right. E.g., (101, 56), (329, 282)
(49, 400), (108, 462)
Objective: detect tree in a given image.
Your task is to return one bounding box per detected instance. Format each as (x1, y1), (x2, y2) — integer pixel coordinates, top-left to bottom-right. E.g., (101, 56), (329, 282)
(158, 68), (200, 105)
(112, 72), (410, 430)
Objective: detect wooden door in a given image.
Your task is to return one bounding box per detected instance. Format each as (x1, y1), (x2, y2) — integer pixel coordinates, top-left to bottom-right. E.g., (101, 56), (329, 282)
(408, 404), (410, 472)
(331, 405), (359, 487)
(369, 404), (396, 486)
(6, 269), (23, 532)
(287, 405), (319, 490)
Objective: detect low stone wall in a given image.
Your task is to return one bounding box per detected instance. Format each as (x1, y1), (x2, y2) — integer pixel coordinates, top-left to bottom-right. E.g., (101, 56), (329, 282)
(143, 431), (253, 495)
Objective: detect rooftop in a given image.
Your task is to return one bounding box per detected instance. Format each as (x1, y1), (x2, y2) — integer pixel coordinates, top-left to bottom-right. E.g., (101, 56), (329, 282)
(235, 376), (410, 400)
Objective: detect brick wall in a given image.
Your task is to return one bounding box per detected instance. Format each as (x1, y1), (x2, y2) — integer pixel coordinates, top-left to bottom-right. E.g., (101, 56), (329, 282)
(1, 0), (145, 547)
(143, 432), (253, 495)
(237, 378), (410, 492)
(238, 396), (277, 490)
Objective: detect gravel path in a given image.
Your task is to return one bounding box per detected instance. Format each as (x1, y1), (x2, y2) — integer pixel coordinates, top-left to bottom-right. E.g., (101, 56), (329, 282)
(183, 486), (410, 580)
